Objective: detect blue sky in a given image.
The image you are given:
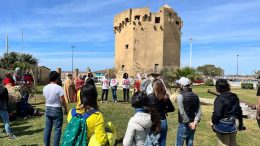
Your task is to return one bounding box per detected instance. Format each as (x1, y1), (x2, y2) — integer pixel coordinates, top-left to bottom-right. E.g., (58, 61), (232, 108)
(0, 0), (259, 75)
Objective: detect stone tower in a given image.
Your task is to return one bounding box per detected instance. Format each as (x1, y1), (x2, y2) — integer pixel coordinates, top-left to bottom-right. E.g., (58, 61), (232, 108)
(114, 4), (182, 78)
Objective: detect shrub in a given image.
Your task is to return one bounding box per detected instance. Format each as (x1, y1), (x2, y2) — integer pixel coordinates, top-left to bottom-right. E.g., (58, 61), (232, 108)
(205, 79), (214, 86)
(241, 83), (254, 89)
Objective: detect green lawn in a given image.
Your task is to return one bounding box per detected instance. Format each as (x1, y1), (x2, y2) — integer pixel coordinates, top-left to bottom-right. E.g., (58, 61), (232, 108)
(193, 85), (258, 105)
(0, 86), (259, 146)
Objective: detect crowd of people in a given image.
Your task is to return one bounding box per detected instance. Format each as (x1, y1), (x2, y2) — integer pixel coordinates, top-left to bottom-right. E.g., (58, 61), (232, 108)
(0, 68), (43, 140)
(1, 69), (259, 145)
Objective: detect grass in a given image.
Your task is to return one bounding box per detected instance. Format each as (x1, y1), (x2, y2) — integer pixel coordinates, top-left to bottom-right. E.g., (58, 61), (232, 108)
(192, 85), (258, 105)
(0, 86), (259, 146)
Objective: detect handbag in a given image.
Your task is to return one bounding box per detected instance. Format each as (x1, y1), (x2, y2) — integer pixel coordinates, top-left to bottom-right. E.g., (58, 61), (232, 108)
(213, 106), (237, 134)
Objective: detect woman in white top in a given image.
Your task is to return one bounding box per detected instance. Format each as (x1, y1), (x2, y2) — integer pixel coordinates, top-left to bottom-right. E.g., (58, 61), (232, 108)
(122, 73), (131, 103)
(101, 74), (109, 103)
(110, 74), (119, 103)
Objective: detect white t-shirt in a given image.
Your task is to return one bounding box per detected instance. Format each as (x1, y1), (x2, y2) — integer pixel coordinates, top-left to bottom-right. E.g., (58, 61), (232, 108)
(122, 78), (130, 89)
(43, 83), (64, 107)
(102, 77), (109, 89)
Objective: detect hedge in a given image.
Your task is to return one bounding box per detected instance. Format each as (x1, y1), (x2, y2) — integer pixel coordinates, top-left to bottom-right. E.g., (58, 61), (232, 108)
(241, 83), (254, 89)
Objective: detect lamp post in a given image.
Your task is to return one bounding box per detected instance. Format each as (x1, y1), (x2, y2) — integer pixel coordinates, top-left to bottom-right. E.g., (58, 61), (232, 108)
(71, 46), (75, 77)
(189, 38), (193, 68)
(236, 54), (239, 79)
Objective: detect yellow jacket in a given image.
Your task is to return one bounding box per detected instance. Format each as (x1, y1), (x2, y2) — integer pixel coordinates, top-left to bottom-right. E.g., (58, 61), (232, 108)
(67, 108), (108, 145)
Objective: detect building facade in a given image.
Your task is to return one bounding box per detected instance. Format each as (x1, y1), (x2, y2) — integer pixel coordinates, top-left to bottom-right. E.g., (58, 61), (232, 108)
(114, 4), (182, 78)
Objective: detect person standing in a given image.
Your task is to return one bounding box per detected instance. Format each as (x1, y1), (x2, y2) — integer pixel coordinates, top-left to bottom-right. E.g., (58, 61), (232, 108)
(175, 77), (202, 146)
(212, 79), (244, 146)
(3, 73), (15, 86)
(101, 74), (109, 103)
(147, 79), (175, 146)
(64, 74), (76, 103)
(110, 74), (119, 103)
(0, 82), (16, 139)
(133, 73), (142, 93)
(13, 67), (21, 85)
(122, 73), (131, 103)
(256, 77), (260, 128)
(43, 71), (68, 146)
(123, 92), (161, 146)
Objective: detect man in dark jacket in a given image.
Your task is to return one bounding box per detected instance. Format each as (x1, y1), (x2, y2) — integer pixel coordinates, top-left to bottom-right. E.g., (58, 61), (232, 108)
(175, 77), (202, 146)
(0, 82), (16, 139)
(212, 79), (244, 146)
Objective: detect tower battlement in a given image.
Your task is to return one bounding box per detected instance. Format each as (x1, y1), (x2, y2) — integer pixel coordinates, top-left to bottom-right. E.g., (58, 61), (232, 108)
(114, 5), (182, 78)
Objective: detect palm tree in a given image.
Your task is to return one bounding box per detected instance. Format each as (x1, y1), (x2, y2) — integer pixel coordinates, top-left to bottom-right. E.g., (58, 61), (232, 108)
(0, 52), (38, 71)
(160, 66), (201, 88)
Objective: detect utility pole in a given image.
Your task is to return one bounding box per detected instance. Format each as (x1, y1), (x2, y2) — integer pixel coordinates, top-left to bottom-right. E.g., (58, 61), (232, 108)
(22, 28), (24, 53)
(189, 38), (193, 68)
(237, 54), (239, 79)
(71, 46), (75, 77)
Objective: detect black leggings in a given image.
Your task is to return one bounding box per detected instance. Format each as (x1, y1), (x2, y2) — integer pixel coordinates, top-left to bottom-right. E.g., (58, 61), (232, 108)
(102, 89), (109, 101)
(123, 88), (129, 102)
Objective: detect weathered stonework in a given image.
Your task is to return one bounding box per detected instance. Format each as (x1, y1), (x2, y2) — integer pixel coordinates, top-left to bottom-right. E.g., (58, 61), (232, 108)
(114, 4), (182, 78)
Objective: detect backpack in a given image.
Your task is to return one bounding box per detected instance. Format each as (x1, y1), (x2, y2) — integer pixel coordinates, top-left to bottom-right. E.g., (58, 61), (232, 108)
(138, 124), (160, 146)
(61, 108), (97, 146)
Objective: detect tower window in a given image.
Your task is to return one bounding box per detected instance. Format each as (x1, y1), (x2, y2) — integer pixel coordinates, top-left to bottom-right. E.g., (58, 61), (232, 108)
(154, 64), (159, 73)
(122, 65), (125, 71)
(125, 44), (129, 49)
(176, 21), (180, 25)
(135, 15), (140, 20)
(155, 17), (160, 23)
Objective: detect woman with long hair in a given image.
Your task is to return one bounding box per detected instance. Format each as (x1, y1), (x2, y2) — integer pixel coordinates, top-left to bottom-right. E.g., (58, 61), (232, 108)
(67, 84), (108, 145)
(123, 92), (161, 146)
(122, 73), (131, 103)
(147, 79), (175, 146)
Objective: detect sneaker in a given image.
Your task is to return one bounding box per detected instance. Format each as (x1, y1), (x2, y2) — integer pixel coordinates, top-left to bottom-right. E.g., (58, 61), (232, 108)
(101, 100), (103, 103)
(115, 100), (117, 103)
(126, 102), (129, 104)
(8, 134), (16, 139)
(105, 101), (108, 103)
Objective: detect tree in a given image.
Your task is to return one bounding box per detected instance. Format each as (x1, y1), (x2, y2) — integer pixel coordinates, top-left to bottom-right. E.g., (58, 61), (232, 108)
(197, 64), (224, 79)
(0, 52), (38, 71)
(160, 66), (201, 88)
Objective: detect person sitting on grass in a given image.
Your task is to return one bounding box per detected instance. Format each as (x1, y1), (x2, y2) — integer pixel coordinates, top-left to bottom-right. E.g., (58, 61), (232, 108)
(0, 80), (16, 139)
(67, 84), (109, 145)
(123, 91), (161, 146)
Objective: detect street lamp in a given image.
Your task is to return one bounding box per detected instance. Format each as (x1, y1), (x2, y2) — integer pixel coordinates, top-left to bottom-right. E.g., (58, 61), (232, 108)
(71, 46), (75, 77)
(237, 54), (239, 79)
(189, 38), (193, 68)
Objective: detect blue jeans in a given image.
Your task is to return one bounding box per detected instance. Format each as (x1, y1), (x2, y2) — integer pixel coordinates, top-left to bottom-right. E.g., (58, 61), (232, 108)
(111, 87), (117, 101)
(159, 119), (168, 146)
(0, 110), (12, 134)
(44, 106), (63, 146)
(176, 123), (195, 146)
